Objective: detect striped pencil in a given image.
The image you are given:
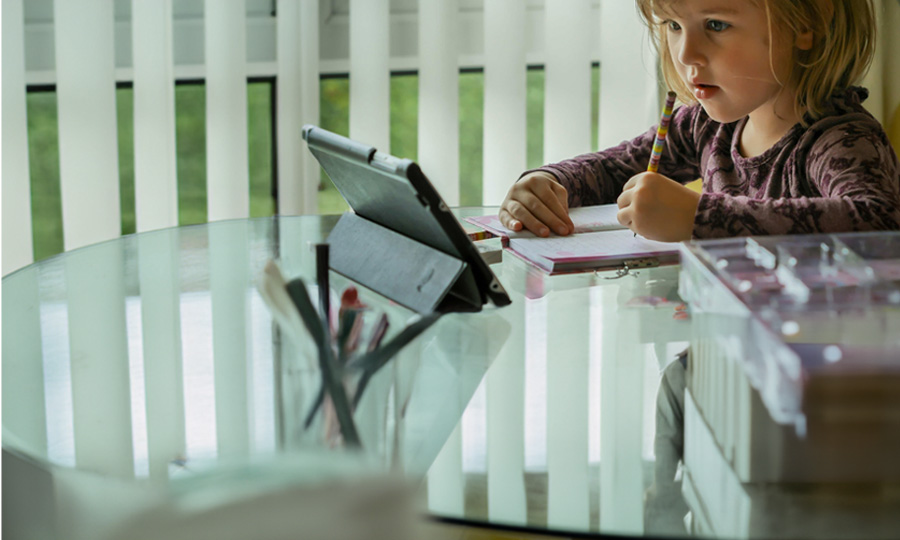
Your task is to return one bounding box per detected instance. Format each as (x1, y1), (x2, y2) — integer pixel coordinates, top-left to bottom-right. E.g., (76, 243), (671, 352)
(647, 91), (677, 173)
(634, 91), (677, 237)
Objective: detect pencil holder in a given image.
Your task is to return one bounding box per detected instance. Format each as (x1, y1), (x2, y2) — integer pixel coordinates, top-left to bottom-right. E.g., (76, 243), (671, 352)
(257, 254), (441, 455)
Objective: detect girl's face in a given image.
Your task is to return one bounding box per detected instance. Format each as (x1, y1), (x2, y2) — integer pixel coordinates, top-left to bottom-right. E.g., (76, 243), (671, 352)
(662, 0), (798, 126)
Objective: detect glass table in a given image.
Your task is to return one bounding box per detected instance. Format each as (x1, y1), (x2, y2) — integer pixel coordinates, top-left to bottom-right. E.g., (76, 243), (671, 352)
(3, 210), (898, 539)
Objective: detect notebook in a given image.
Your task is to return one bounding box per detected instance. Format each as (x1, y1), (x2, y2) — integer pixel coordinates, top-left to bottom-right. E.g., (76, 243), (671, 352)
(465, 205), (680, 274)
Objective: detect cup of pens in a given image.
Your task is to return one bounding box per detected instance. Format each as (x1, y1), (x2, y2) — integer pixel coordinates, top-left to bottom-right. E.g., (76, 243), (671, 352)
(258, 244), (441, 452)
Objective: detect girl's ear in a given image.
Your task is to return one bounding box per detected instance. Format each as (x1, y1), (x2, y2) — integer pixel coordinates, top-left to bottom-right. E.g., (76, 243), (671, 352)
(795, 29), (814, 51)
(796, 0), (834, 51)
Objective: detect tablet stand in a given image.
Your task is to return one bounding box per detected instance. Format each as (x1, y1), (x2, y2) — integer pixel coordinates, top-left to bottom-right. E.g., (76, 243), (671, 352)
(327, 212), (482, 314)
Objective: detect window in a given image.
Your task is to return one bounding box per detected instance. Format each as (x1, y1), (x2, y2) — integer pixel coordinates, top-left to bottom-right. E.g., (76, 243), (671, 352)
(25, 65), (599, 261)
(25, 80), (276, 261)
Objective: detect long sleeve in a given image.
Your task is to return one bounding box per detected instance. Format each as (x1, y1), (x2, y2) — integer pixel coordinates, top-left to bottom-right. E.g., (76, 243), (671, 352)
(518, 86), (900, 239)
(693, 111), (900, 238)
(529, 105), (704, 207)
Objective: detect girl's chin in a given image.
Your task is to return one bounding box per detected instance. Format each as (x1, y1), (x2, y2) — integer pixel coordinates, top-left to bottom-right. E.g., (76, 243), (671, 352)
(698, 104), (743, 124)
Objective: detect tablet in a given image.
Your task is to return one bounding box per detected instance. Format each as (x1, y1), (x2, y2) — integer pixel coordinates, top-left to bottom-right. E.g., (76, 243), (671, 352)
(302, 125), (511, 313)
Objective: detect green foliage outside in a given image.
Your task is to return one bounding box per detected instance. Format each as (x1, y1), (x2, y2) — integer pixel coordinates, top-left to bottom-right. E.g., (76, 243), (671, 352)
(26, 92), (63, 260)
(174, 84), (207, 225)
(459, 71), (484, 207)
(317, 77), (350, 214)
(24, 67), (599, 262)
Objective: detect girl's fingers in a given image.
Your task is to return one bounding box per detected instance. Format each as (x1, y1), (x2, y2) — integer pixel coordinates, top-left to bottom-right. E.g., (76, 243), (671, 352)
(622, 175), (640, 191)
(617, 187), (634, 209)
(528, 200), (572, 236)
(549, 182), (575, 232)
(498, 208), (522, 231)
(502, 202), (550, 237)
(616, 206), (633, 229)
(531, 183), (573, 235)
(499, 173), (573, 236)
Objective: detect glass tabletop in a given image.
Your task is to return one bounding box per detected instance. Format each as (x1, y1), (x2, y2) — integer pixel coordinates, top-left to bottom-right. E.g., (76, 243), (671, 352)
(2, 212), (509, 469)
(3, 209), (899, 539)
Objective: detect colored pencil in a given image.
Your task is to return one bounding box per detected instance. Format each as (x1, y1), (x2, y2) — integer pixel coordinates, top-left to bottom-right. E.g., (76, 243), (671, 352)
(648, 91), (677, 173)
(635, 90), (677, 237)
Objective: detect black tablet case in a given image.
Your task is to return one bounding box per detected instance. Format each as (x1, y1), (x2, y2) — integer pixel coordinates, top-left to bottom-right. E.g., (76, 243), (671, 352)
(302, 125), (511, 314)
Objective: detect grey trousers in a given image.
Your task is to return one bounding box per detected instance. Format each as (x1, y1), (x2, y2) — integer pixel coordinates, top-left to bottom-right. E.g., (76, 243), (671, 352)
(644, 349), (690, 536)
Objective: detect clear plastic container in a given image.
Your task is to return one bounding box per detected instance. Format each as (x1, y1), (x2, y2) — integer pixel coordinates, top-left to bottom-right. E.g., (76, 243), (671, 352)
(679, 232), (900, 434)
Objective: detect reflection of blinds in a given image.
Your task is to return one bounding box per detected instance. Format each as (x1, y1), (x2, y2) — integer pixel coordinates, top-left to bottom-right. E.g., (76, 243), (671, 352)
(2, 0), (33, 274)
(55, 0), (121, 252)
(138, 233), (186, 479)
(205, 0), (250, 221)
(544, 0), (592, 165)
(3, 273), (47, 455)
(210, 224), (252, 458)
(133, 0), (178, 233)
(428, 424), (465, 515)
(425, 280), (663, 533)
(350, 0), (390, 153)
(67, 246), (134, 477)
(599, 284), (648, 535)
(487, 294), (526, 522)
(482, 0), (526, 206)
(418, 0), (460, 206)
(277, 0), (320, 215)
(547, 291), (590, 529)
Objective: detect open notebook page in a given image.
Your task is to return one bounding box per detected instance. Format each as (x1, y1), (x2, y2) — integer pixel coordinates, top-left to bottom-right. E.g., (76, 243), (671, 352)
(511, 229), (678, 264)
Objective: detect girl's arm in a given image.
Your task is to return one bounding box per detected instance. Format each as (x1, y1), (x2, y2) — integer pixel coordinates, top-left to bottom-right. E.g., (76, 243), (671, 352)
(532, 104), (705, 207)
(693, 124), (900, 237)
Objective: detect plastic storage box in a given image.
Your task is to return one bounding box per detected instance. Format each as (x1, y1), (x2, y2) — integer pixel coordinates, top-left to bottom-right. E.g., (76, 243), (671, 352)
(678, 232), (900, 482)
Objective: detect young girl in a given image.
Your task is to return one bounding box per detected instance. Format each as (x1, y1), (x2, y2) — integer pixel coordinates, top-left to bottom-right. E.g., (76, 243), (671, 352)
(498, 0), (900, 242)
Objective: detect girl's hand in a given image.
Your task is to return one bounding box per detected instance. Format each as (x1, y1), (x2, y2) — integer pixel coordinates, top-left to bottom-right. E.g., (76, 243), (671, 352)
(616, 172), (700, 242)
(499, 172), (575, 237)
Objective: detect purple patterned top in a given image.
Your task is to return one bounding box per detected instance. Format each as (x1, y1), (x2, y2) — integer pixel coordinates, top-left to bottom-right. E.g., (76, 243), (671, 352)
(534, 87), (900, 238)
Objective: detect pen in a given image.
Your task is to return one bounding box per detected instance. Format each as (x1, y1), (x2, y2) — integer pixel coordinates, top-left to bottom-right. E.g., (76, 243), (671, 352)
(636, 90), (677, 237)
(316, 243), (331, 335)
(286, 275), (360, 446)
(366, 313), (390, 353)
(338, 285), (366, 359)
(352, 313), (440, 408)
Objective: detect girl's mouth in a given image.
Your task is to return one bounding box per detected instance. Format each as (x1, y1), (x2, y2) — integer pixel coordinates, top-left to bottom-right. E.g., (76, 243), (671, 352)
(692, 83), (719, 100)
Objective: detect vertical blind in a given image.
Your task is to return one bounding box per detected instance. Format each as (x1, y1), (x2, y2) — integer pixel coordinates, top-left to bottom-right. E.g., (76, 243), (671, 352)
(598, 0), (661, 150)
(349, 0), (391, 152)
(205, 0), (250, 221)
(2, 0), (33, 274)
(418, 0), (460, 206)
(54, 0), (121, 253)
(133, 0), (179, 233)
(482, 0), (527, 206)
(276, 0), (320, 215)
(543, 0), (592, 164)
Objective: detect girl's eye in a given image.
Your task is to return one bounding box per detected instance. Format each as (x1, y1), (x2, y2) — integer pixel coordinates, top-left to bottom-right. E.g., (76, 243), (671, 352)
(706, 19), (730, 32)
(666, 20), (682, 31)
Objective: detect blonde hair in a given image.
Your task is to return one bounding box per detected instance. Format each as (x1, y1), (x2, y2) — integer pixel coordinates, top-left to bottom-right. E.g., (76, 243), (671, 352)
(636, 0), (876, 123)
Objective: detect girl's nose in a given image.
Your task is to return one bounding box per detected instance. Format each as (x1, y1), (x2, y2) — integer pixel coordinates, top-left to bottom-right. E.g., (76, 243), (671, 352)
(676, 31), (707, 67)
